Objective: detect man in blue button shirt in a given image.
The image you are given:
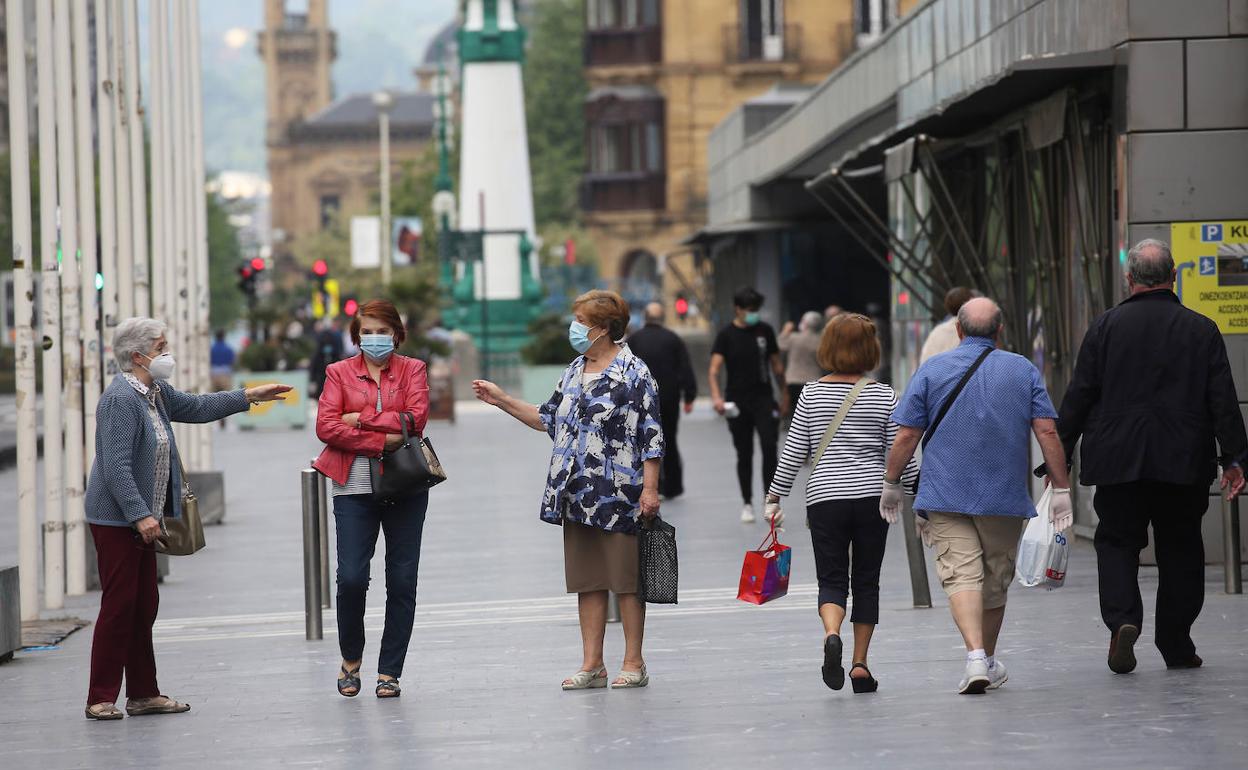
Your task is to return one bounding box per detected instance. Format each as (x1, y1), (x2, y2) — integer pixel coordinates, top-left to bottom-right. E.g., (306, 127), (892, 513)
(881, 297), (1071, 694)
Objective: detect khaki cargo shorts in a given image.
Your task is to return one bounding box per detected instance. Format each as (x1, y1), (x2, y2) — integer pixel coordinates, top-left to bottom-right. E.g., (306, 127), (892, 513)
(926, 511), (1026, 610)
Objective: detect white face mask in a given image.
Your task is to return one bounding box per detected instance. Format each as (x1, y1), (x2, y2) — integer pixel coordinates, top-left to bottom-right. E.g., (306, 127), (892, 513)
(141, 352), (176, 380)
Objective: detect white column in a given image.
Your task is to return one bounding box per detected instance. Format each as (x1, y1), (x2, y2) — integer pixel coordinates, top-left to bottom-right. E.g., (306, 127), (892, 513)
(54, 0), (86, 597)
(76, 0), (102, 485)
(111, 0), (133, 320)
(154, 0), (176, 332)
(7, 0), (41, 621)
(171, 0), (193, 462)
(378, 105), (392, 287)
(123, 0), (149, 315)
(95, 0), (119, 379)
(35, 0), (65, 611)
(189, 0), (213, 469)
(149, 0), (168, 324)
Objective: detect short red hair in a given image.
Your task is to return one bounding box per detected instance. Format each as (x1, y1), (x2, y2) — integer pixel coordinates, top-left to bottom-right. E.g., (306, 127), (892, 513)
(349, 299), (406, 346)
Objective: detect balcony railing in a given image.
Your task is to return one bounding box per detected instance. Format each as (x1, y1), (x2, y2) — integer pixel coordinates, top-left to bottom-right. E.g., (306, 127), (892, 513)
(580, 172), (666, 213)
(723, 23), (802, 64)
(585, 26), (662, 68)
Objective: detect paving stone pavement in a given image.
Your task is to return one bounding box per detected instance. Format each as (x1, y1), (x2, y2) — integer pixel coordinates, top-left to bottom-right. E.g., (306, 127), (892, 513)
(1, 403), (1247, 768)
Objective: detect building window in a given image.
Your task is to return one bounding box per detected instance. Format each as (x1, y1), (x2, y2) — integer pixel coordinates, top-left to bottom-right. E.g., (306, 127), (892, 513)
(319, 194), (340, 230)
(587, 0), (659, 30)
(589, 121), (663, 174)
(740, 0), (784, 61)
(855, 0), (896, 41)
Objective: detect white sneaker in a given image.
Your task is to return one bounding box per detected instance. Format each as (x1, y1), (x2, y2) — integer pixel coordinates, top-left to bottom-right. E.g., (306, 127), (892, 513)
(958, 657), (990, 695)
(740, 504), (756, 523)
(987, 659), (1008, 690)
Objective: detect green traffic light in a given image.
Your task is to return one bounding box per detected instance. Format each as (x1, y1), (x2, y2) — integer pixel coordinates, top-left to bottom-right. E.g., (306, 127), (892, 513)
(95, 272), (104, 290)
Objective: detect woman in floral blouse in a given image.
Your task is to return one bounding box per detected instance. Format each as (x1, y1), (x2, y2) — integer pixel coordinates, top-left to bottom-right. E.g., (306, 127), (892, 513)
(473, 290), (664, 690)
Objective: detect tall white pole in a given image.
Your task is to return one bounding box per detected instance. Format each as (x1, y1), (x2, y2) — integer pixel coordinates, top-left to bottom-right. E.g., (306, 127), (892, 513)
(171, 0), (192, 462)
(36, 0), (65, 611)
(8, 0), (41, 621)
(154, 0), (175, 330)
(54, 0), (87, 597)
(189, 0), (213, 470)
(76, 0), (102, 487)
(95, 0), (119, 380)
(149, 0), (167, 324)
(111, 0), (133, 319)
(379, 109), (392, 287)
(123, 0), (149, 316)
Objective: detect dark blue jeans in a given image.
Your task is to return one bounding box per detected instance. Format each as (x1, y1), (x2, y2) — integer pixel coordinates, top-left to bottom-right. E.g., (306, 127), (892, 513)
(333, 492), (428, 678)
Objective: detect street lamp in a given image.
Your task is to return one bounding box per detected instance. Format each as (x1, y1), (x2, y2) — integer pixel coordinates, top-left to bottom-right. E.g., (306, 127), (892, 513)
(373, 90), (395, 286)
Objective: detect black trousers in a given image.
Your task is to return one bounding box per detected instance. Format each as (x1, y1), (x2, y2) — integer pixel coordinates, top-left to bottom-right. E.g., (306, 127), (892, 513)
(726, 395), (779, 503)
(658, 400), (684, 498)
(1093, 481), (1208, 664)
(807, 497), (888, 624)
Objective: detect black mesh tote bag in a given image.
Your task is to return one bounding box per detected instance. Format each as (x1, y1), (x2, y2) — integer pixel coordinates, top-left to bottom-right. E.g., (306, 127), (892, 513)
(638, 516), (678, 604)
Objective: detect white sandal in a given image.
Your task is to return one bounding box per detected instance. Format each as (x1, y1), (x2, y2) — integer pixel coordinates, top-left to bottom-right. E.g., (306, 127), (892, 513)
(611, 664), (649, 689)
(561, 666), (608, 690)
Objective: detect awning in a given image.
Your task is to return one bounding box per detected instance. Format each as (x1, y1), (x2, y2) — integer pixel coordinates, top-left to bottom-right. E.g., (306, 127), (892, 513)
(679, 220), (797, 246)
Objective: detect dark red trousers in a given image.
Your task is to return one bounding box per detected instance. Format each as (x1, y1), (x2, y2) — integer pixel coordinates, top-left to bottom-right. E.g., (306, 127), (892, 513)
(87, 524), (161, 705)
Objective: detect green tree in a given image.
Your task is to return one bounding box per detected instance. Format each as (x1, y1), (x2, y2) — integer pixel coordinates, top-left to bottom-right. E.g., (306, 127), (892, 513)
(0, 151), (43, 272)
(524, 0), (586, 228)
(207, 190), (244, 329)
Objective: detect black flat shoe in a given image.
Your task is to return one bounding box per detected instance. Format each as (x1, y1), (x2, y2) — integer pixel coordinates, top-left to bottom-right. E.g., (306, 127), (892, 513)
(376, 678), (401, 698)
(821, 635), (845, 691)
(1166, 654), (1203, 670)
(1108, 624), (1139, 674)
(849, 663), (879, 694)
(337, 664), (361, 697)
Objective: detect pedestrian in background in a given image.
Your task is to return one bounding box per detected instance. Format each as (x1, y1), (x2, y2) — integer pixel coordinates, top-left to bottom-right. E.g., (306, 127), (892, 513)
(628, 301), (697, 498)
(709, 287), (787, 523)
(85, 318), (289, 720)
(209, 329), (236, 391)
(881, 298), (1071, 695)
(779, 310), (826, 420)
(472, 290), (663, 690)
(920, 287), (978, 365)
(308, 318), (345, 397)
(1047, 239), (1247, 674)
(314, 299), (430, 700)
(766, 313), (918, 693)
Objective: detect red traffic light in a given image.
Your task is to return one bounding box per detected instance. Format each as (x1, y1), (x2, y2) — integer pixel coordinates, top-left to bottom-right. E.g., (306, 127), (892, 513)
(239, 266), (253, 279)
(250, 257), (266, 272)
(312, 259), (329, 277)
(343, 298), (359, 316)
(674, 295), (689, 318)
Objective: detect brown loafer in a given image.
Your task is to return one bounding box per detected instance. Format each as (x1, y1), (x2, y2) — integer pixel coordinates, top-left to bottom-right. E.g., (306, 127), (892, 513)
(1166, 654), (1203, 670)
(125, 696), (191, 716)
(1108, 624), (1140, 674)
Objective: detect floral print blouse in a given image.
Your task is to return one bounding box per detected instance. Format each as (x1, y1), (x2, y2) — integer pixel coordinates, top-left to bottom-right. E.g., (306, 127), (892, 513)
(538, 345), (664, 534)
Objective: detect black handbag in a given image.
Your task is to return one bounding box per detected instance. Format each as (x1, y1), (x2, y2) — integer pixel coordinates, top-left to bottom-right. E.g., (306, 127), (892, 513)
(368, 412), (447, 504)
(637, 516), (678, 604)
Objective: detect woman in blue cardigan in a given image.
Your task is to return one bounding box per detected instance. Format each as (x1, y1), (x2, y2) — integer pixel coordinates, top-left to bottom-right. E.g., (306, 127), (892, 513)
(83, 318), (288, 721)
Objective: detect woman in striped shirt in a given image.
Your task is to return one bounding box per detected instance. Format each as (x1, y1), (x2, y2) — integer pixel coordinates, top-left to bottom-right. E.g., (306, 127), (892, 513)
(765, 313), (917, 694)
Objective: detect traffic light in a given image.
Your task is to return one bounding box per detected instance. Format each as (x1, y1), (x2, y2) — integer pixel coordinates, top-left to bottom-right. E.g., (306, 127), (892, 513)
(674, 293), (689, 320)
(237, 258), (265, 301)
(343, 296), (359, 317)
(312, 259), (329, 279)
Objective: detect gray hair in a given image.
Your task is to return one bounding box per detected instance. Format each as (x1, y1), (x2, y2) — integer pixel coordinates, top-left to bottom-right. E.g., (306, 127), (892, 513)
(1127, 238), (1175, 287)
(957, 299), (1004, 339)
(113, 317), (166, 372)
(799, 311), (823, 332)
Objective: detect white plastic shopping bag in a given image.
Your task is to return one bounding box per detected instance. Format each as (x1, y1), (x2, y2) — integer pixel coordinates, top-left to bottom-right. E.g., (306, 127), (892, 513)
(1015, 487), (1070, 589)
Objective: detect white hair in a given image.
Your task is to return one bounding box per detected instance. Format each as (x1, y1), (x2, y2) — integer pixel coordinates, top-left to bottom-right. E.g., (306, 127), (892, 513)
(1127, 238), (1174, 287)
(800, 311), (823, 332)
(113, 317), (166, 372)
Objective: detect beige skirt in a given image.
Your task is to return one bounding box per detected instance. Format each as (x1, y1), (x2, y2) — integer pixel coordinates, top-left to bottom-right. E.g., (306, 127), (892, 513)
(562, 519), (639, 595)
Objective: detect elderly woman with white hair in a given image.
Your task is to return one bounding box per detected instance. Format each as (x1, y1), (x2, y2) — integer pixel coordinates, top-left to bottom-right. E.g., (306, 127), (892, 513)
(779, 310), (829, 419)
(83, 318), (289, 721)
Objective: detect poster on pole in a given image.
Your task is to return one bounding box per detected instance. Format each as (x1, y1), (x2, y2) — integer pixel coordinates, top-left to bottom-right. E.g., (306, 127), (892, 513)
(351, 216), (381, 268)
(1172, 220), (1248, 333)
(392, 217), (423, 265)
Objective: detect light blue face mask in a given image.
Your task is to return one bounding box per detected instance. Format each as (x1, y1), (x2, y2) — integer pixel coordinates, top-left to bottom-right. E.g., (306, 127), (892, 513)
(743, 311), (761, 326)
(359, 333), (395, 362)
(568, 321), (601, 354)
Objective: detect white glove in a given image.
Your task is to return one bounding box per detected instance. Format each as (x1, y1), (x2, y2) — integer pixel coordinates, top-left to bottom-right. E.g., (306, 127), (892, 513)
(1050, 487), (1073, 532)
(879, 479), (904, 524)
(915, 515), (934, 548)
(764, 501), (784, 529)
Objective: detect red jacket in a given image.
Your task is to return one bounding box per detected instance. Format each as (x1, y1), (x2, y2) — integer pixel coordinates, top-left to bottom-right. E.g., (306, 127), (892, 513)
(313, 353), (430, 485)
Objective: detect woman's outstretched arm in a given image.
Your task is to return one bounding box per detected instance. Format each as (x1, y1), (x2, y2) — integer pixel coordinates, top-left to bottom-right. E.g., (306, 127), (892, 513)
(472, 379), (545, 432)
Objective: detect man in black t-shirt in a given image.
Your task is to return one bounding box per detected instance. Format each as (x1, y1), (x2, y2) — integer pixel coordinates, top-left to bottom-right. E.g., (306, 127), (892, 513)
(709, 287), (788, 523)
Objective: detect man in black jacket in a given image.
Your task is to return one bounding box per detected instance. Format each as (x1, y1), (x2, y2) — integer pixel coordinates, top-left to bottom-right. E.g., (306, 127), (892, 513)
(1053, 238), (1247, 674)
(629, 302), (698, 498)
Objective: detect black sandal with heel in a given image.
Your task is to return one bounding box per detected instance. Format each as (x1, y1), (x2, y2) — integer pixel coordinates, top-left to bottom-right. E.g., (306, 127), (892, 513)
(337, 664), (362, 697)
(376, 678), (401, 698)
(849, 663), (879, 693)
(821, 635), (845, 691)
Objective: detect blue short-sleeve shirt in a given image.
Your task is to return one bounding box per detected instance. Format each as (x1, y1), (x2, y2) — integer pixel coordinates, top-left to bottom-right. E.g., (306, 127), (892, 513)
(893, 336), (1057, 518)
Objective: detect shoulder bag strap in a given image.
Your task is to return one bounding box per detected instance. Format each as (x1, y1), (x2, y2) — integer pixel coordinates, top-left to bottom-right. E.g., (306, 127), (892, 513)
(154, 389), (193, 496)
(921, 346), (993, 451)
(811, 377), (872, 469)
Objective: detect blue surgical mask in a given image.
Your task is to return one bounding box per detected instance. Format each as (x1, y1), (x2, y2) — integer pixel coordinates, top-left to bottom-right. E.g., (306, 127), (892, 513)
(359, 333), (395, 362)
(568, 321), (599, 354)
(743, 311), (761, 326)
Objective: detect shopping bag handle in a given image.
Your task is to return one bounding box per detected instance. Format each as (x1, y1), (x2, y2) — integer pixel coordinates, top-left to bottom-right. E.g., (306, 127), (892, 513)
(755, 518), (782, 553)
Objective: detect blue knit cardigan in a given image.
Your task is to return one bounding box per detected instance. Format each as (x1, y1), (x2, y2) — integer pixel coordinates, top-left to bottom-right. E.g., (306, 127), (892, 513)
(85, 374), (250, 527)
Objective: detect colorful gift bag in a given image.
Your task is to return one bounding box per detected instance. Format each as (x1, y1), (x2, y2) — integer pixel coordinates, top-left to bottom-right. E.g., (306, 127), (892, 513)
(737, 521), (792, 605)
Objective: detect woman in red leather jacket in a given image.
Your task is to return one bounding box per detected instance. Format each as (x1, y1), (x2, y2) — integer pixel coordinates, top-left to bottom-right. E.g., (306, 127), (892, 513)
(313, 299), (429, 700)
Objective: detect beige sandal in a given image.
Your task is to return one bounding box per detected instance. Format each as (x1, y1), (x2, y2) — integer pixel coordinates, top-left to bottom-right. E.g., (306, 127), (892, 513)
(85, 703), (124, 721)
(611, 664), (649, 689)
(561, 666), (608, 690)
(125, 696), (191, 716)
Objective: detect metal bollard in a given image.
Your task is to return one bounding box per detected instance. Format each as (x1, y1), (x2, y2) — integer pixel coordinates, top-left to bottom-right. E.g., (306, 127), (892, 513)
(901, 501), (933, 609)
(1223, 496), (1242, 595)
(606, 592), (620, 623)
(313, 462), (331, 609)
(300, 469), (323, 640)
